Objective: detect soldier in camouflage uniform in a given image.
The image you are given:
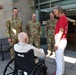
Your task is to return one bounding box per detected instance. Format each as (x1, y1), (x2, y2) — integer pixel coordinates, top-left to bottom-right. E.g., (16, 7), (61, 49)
(5, 8), (22, 59)
(45, 12), (57, 56)
(26, 13), (42, 48)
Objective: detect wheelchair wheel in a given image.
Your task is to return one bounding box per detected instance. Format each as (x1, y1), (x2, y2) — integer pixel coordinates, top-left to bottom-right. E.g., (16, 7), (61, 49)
(3, 59), (24, 75)
(3, 59), (15, 75)
(32, 63), (47, 75)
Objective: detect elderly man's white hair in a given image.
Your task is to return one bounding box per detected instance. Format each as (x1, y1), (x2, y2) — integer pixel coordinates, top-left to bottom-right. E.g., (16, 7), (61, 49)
(18, 32), (28, 43)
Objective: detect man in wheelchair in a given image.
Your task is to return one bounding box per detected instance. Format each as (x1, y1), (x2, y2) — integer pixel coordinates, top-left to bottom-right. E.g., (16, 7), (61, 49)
(14, 32), (45, 62)
(3, 32), (47, 75)
(14, 32), (46, 75)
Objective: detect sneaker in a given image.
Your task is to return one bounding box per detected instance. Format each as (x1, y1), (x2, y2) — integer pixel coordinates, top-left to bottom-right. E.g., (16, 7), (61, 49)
(24, 72), (27, 75)
(46, 50), (51, 57)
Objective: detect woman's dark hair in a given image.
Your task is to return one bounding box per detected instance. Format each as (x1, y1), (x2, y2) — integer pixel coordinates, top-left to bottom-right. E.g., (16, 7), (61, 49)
(53, 5), (64, 14)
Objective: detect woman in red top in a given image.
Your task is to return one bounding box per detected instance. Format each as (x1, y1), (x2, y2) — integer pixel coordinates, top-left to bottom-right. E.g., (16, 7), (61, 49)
(53, 6), (68, 75)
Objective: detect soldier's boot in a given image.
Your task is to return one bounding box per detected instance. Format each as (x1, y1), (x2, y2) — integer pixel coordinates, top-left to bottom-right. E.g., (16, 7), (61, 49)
(46, 47), (51, 57)
(48, 46), (53, 56)
(52, 51), (56, 57)
(50, 48), (54, 55)
(46, 50), (51, 57)
(50, 51), (53, 55)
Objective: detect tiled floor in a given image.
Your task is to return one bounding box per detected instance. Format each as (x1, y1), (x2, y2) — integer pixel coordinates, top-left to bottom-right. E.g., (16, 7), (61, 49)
(0, 51), (10, 75)
(0, 45), (76, 75)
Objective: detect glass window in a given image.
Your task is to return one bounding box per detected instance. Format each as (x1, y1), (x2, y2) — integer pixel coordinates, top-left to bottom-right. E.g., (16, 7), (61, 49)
(40, 3), (50, 9)
(35, 5), (38, 9)
(40, 12), (50, 38)
(68, 22), (75, 33)
(40, 0), (50, 3)
(35, 0), (38, 4)
(40, 12), (50, 24)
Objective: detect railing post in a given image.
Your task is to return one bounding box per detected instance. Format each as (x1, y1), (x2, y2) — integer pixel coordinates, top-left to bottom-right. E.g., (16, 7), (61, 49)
(0, 42), (4, 61)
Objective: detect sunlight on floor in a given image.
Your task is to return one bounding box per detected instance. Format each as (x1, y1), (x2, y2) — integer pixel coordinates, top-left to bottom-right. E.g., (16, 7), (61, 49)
(64, 56), (76, 64)
(46, 54), (76, 64)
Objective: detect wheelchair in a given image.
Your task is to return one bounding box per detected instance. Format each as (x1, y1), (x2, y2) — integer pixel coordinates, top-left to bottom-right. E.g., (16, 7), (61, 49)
(3, 49), (47, 75)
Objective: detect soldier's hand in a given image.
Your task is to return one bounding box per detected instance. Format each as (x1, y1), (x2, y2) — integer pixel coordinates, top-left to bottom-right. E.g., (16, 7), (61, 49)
(45, 35), (47, 38)
(8, 38), (12, 43)
(38, 35), (40, 38)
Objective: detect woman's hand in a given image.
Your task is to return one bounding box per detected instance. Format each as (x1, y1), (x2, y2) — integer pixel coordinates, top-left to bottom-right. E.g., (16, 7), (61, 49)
(54, 45), (58, 51)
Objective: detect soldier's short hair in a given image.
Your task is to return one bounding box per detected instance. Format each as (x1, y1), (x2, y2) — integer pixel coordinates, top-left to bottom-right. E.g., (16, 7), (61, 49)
(53, 5), (64, 14)
(0, 5), (3, 9)
(34, 12), (36, 14)
(50, 11), (54, 14)
(12, 7), (18, 11)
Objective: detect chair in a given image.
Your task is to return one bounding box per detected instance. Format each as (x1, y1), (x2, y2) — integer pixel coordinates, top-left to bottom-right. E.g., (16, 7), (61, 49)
(0, 38), (10, 61)
(15, 49), (35, 74)
(3, 49), (47, 75)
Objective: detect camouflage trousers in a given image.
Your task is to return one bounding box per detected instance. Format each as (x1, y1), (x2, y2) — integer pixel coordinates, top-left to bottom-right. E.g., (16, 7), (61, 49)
(29, 36), (40, 48)
(9, 38), (18, 59)
(47, 37), (55, 53)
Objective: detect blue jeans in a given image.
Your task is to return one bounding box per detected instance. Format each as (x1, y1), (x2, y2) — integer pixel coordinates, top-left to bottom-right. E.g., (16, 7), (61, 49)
(38, 57), (45, 64)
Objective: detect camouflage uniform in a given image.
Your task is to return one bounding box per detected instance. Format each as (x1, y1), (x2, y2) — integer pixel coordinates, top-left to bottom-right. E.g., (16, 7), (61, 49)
(5, 16), (22, 59)
(26, 20), (42, 48)
(45, 19), (57, 54)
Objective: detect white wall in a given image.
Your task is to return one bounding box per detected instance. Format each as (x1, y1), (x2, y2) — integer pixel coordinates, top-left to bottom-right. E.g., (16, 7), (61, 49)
(0, 0), (13, 38)
(0, 0), (34, 38)
(13, 0), (34, 31)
